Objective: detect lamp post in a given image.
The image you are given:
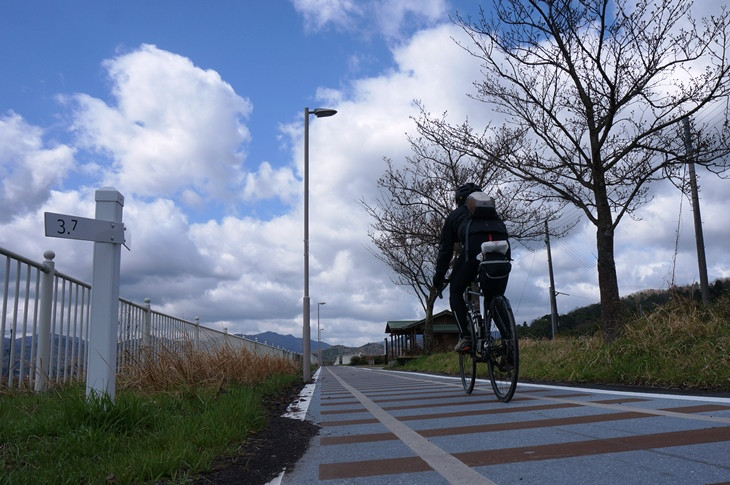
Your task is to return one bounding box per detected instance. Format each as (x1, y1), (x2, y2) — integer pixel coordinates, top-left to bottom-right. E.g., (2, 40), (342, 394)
(303, 107), (337, 383)
(318, 301), (326, 367)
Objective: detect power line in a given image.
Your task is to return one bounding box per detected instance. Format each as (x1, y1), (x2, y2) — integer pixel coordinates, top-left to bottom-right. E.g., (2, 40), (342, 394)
(512, 250), (537, 317)
(553, 239), (596, 269)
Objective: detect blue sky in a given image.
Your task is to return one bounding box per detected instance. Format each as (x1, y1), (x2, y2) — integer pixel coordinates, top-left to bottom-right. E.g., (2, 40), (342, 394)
(2, 0), (729, 346)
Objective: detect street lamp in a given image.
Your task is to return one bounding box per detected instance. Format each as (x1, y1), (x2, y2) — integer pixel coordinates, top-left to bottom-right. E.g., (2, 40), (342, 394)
(303, 107), (337, 383)
(318, 301), (326, 368)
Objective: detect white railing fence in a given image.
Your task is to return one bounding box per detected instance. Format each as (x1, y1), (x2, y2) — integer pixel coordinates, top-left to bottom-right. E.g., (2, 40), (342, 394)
(1, 246), (301, 391)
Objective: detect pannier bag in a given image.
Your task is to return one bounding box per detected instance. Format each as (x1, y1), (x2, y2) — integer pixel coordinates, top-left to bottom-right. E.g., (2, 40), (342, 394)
(478, 240), (511, 297)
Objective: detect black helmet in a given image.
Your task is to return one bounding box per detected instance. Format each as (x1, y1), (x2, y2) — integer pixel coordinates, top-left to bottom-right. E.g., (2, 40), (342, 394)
(454, 182), (480, 206)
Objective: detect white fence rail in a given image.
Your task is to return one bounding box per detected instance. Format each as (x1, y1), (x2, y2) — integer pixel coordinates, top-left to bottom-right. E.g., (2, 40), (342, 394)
(1, 246), (301, 391)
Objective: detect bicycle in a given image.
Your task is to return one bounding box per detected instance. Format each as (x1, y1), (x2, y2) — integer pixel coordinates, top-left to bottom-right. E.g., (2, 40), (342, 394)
(458, 283), (519, 402)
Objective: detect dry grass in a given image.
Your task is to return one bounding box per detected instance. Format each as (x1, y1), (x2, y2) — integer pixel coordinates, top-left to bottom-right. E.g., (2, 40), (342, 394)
(612, 294), (730, 389)
(405, 294), (730, 392)
(116, 341), (299, 394)
(518, 294), (730, 390)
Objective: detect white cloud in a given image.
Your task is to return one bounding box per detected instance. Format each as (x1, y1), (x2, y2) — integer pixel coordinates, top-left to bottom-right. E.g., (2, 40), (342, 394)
(292, 0), (362, 31)
(66, 44), (252, 206)
(292, 0), (448, 38)
(373, 0), (449, 39)
(0, 111), (75, 222)
(242, 161), (298, 203)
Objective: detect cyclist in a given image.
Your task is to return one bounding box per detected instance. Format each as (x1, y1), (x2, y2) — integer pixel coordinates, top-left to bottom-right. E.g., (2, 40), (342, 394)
(433, 183), (510, 352)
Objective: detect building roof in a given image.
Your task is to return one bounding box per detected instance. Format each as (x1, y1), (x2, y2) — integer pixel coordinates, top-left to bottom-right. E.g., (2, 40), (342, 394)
(385, 310), (457, 335)
(385, 320), (419, 333)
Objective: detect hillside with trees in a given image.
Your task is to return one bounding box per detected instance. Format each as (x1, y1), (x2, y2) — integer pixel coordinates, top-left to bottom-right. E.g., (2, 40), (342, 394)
(520, 278), (730, 339)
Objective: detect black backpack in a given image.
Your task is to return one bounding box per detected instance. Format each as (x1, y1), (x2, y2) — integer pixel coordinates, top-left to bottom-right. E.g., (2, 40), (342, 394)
(461, 192), (511, 297)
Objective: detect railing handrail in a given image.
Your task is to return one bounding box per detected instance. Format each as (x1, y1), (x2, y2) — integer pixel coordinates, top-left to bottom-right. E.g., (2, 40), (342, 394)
(0, 247), (91, 287)
(54, 269), (92, 288)
(0, 246), (45, 271)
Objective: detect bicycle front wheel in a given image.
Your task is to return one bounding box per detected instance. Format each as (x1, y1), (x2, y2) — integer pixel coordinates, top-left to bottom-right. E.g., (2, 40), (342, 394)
(459, 350), (476, 394)
(487, 296), (519, 402)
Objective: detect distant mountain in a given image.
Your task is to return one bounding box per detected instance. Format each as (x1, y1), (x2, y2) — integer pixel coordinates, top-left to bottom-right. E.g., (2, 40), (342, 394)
(2, 334), (87, 377)
(243, 331), (384, 360)
(243, 331), (333, 354)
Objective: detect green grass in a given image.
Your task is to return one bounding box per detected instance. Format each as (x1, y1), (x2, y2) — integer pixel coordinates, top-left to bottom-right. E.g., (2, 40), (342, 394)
(399, 295), (730, 392)
(0, 376), (296, 484)
(1, 344), (300, 485)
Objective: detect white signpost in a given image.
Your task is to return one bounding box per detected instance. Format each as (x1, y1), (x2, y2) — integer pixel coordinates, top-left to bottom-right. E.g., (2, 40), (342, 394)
(44, 187), (126, 401)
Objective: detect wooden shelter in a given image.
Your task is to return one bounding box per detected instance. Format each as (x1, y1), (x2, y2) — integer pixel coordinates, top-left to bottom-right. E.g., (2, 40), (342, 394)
(385, 310), (459, 358)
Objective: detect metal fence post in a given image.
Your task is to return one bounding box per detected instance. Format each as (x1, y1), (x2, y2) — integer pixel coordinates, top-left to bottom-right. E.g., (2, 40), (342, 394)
(34, 250), (55, 392)
(142, 298), (151, 348)
(194, 317), (200, 351)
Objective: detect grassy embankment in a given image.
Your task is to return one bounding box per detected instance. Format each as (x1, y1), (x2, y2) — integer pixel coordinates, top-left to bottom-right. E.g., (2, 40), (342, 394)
(399, 295), (730, 392)
(0, 344), (299, 484)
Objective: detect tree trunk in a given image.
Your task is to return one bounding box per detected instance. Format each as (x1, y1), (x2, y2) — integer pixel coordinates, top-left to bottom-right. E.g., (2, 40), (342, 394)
(591, 149), (623, 342)
(424, 288), (437, 354)
(596, 222), (622, 341)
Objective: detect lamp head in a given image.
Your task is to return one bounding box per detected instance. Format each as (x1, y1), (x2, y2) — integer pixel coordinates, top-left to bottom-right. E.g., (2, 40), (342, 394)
(312, 108), (337, 118)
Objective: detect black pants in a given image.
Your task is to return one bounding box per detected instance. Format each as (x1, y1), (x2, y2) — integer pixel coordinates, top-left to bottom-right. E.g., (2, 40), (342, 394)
(449, 257), (478, 338)
(450, 257), (510, 338)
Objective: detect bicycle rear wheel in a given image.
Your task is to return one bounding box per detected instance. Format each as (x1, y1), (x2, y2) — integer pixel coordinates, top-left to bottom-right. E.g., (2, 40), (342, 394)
(459, 350), (476, 394)
(487, 296), (519, 402)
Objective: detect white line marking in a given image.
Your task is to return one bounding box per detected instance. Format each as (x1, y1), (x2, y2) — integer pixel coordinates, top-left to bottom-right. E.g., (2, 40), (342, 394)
(384, 369), (730, 404)
(282, 368), (320, 420)
(273, 369), (322, 484)
(328, 367), (496, 485)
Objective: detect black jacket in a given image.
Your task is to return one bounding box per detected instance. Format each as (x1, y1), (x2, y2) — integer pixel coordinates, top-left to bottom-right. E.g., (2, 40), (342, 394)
(434, 205), (509, 283)
(434, 205), (469, 284)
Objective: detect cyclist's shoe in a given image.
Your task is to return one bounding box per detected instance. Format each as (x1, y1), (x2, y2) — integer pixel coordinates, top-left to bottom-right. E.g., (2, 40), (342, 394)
(454, 337), (472, 352)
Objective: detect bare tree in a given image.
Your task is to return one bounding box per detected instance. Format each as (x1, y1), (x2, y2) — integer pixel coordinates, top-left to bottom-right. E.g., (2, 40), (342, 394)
(363, 110), (557, 352)
(429, 0), (730, 341)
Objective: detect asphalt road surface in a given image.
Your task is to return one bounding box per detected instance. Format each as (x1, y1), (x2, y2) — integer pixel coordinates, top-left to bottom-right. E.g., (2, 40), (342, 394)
(279, 366), (730, 484)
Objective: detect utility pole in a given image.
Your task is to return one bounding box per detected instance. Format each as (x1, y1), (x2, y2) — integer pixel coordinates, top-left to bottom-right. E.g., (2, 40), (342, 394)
(683, 118), (710, 305)
(545, 221), (559, 338)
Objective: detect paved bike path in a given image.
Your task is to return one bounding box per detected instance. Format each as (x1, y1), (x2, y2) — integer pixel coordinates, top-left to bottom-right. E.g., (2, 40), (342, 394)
(280, 366), (730, 484)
